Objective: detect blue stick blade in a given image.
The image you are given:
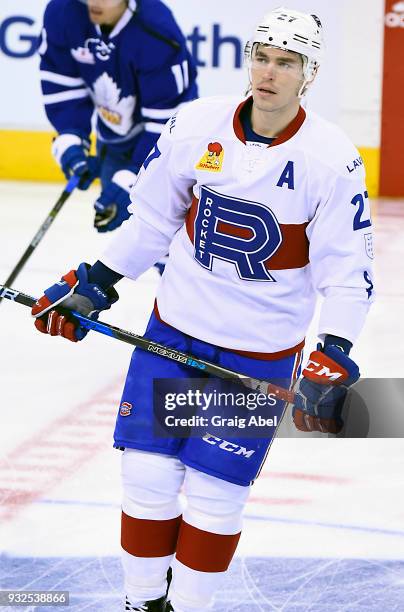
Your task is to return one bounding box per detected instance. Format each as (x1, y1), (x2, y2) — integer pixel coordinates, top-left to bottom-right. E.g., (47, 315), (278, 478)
(65, 175), (81, 193)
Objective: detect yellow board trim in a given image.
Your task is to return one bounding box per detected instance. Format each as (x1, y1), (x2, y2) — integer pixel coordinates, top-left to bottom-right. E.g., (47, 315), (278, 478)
(0, 129), (380, 197)
(358, 147), (380, 199)
(0, 130), (63, 182)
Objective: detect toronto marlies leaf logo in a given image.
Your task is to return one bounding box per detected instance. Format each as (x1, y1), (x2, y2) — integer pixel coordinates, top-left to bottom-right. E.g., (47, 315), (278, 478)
(71, 38), (116, 64)
(92, 73), (136, 135)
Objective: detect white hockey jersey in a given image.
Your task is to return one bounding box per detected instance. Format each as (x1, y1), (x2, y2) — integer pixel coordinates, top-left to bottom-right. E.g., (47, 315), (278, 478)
(101, 96), (374, 355)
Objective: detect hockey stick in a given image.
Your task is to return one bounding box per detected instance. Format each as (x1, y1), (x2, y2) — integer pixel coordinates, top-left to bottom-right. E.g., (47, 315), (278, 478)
(0, 175), (81, 305)
(0, 284), (298, 406)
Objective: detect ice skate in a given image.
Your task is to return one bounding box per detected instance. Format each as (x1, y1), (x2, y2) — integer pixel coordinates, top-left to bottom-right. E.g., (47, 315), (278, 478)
(125, 595), (166, 611)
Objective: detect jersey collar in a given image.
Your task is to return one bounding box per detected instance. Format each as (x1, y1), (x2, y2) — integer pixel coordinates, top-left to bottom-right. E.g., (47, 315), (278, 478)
(95, 2), (136, 39)
(233, 97), (306, 147)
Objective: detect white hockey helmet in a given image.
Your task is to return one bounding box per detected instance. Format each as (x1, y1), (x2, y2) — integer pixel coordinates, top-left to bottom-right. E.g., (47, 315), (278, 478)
(245, 7), (324, 96)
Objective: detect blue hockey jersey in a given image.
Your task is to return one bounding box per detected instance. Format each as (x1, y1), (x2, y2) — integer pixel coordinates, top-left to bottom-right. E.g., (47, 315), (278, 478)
(38, 0), (198, 172)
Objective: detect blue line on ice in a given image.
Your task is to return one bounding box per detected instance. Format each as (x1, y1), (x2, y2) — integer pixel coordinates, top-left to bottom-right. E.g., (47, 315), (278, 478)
(35, 498), (404, 538)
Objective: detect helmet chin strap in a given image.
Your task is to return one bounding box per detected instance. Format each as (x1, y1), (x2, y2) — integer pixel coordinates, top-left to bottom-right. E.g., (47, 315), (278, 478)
(246, 67), (252, 95)
(298, 80), (310, 98)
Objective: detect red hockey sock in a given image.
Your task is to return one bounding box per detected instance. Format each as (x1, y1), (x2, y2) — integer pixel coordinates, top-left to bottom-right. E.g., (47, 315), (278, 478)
(121, 511), (182, 557)
(175, 520), (241, 572)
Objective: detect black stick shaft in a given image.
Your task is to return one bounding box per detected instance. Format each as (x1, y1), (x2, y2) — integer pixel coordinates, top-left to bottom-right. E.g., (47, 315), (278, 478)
(0, 284), (297, 405)
(0, 176), (79, 302)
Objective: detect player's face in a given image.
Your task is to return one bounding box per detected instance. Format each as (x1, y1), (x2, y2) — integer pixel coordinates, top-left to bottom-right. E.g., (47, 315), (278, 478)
(249, 45), (304, 113)
(87, 0), (127, 26)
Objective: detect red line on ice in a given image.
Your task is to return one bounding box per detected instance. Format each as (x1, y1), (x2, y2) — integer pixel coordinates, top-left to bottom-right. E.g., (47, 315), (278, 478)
(0, 377), (124, 522)
(259, 471), (352, 484)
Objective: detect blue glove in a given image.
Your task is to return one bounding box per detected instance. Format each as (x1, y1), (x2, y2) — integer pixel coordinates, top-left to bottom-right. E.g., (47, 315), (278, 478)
(52, 134), (99, 190)
(94, 170), (137, 233)
(293, 344), (360, 434)
(31, 262), (119, 342)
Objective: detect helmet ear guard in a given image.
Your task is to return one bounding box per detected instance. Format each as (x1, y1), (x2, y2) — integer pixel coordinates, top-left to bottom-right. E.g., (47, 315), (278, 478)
(245, 7), (324, 97)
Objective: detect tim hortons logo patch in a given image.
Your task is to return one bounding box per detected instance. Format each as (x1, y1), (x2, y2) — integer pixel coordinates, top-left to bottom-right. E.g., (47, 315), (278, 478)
(196, 142), (224, 172)
(120, 402), (133, 417)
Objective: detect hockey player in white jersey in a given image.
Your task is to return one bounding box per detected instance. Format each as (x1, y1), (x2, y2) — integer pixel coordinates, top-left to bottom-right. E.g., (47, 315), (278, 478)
(32, 7), (374, 611)
(38, 0), (197, 253)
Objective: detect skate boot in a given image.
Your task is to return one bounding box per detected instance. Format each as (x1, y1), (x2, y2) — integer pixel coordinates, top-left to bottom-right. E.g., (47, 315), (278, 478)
(164, 602), (174, 611)
(125, 595), (166, 611)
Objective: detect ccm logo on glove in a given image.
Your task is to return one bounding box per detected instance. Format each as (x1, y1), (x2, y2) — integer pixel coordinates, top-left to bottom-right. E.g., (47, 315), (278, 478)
(293, 345), (360, 434)
(303, 351), (349, 384)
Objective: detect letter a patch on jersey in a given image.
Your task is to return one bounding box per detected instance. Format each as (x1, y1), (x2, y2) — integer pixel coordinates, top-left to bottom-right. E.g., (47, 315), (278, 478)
(196, 142), (224, 172)
(276, 161), (295, 190)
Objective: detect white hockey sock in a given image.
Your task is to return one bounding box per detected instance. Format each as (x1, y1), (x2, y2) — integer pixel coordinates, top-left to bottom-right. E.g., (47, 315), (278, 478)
(124, 551), (172, 603)
(168, 557), (225, 611)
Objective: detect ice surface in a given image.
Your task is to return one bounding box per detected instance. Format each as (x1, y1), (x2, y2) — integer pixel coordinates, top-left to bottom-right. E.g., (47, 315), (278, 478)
(0, 182), (403, 611)
(1, 556), (404, 611)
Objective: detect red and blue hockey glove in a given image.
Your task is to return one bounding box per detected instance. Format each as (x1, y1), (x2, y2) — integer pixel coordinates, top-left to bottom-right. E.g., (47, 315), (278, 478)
(293, 345), (360, 434)
(94, 169), (137, 233)
(52, 134), (99, 190)
(31, 263), (119, 342)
